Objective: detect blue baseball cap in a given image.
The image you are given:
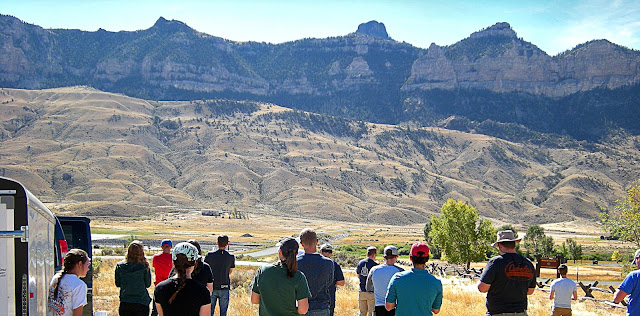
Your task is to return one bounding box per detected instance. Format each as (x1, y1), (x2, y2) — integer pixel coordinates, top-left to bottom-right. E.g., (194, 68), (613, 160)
(161, 239), (172, 247)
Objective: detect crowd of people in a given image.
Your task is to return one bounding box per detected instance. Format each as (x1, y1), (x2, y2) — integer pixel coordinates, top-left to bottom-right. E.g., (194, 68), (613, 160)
(46, 229), (640, 316)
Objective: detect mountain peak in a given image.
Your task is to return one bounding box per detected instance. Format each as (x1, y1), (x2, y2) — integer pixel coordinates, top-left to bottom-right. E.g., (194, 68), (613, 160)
(355, 20), (391, 40)
(151, 17), (193, 33)
(470, 22), (516, 39)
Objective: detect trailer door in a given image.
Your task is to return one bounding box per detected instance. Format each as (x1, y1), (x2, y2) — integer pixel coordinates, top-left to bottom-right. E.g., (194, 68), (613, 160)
(0, 181), (28, 316)
(57, 217), (93, 316)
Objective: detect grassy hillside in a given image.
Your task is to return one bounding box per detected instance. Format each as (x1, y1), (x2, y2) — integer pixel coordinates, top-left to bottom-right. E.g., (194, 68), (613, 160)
(1, 87), (638, 224)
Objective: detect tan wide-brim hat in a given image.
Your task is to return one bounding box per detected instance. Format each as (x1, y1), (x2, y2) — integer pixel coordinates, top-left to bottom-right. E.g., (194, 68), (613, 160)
(491, 230), (522, 247)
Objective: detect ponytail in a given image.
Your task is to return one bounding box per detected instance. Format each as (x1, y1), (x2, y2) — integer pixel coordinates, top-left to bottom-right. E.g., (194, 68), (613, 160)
(53, 249), (88, 299)
(281, 250), (297, 279)
(168, 257), (194, 304)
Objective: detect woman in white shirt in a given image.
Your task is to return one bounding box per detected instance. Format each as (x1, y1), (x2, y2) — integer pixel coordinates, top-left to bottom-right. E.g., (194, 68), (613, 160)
(47, 249), (91, 316)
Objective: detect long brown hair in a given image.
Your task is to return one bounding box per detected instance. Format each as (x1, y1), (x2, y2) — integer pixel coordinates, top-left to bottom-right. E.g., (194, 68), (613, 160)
(281, 250), (298, 279)
(125, 240), (149, 268)
(278, 237), (299, 279)
(168, 254), (195, 304)
(52, 249), (88, 299)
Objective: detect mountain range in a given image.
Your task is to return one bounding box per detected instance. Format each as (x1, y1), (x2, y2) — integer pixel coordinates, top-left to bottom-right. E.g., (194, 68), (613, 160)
(1, 14), (639, 224)
(1, 15), (639, 141)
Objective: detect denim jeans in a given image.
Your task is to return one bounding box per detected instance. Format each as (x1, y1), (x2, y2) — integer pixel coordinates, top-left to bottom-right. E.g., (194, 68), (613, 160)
(305, 308), (330, 316)
(211, 289), (230, 316)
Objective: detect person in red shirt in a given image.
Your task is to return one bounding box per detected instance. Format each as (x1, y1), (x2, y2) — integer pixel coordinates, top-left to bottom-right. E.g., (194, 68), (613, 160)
(153, 239), (173, 285)
(151, 239), (173, 316)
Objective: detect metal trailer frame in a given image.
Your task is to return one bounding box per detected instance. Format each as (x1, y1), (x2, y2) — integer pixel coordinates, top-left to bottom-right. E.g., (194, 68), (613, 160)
(1, 177), (58, 316)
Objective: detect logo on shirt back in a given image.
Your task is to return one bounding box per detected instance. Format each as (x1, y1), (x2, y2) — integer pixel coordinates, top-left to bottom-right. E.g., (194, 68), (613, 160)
(504, 262), (534, 281)
(360, 266), (370, 277)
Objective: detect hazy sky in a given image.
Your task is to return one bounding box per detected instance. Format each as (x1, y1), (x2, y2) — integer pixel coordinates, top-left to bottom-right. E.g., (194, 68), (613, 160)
(2, 0), (639, 56)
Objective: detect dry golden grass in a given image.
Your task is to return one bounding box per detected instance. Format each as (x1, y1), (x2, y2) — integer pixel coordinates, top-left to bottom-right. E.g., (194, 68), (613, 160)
(4, 87), (640, 225)
(94, 257), (627, 316)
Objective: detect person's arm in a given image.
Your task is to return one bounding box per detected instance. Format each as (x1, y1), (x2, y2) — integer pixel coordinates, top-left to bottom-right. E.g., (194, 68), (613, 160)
(114, 264), (121, 287)
(207, 283), (213, 294)
(156, 303), (164, 316)
(572, 290), (578, 300)
(432, 308), (440, 314)
(527, 287), (535, 295)
(477, 260), (494, 293)
(251, 291), (260, 304)
(614, 289), (628, 303)
(199, 303), (211, 316)
(335, 263), (345, 286)
(365, 268), (375, 292)
(477, 282), (490, 293)
(549, 289), (555, 300)
(385, 302), (396, 311)
(297, 297), (309, 315)
(72, 306), (83, 316)
(145, 267), (152, 288)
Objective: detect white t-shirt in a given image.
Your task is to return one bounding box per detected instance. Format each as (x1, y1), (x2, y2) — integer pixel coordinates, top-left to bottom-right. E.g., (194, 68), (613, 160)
(47, 274), (88, 316)
(550, 277), (577, 309)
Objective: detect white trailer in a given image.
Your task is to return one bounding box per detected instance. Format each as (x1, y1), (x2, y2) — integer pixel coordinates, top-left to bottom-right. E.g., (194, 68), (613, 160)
(0, 177), (92, 316)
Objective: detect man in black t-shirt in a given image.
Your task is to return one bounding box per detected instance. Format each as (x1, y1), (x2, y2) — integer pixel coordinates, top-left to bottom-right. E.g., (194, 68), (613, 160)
(204, 235), (235, 316)
(478, 230), (536, 316)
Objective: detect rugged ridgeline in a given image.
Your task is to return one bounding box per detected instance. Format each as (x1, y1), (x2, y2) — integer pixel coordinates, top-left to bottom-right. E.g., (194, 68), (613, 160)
(1, 15), (639, 141)
(1, 88), (638, 224)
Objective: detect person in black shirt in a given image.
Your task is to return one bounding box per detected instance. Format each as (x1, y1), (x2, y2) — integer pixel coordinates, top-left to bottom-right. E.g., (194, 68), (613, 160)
(169, 239), (214, 294)
(154, 242), (211, 316)
(478, 230), (536, 316)
(204, 235), (235, 316)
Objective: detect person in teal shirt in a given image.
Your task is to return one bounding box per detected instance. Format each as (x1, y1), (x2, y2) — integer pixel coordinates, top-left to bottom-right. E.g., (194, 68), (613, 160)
(385, 242), (442, 316)
(251, 237), (311, 316)
(115, 240), (152, 316)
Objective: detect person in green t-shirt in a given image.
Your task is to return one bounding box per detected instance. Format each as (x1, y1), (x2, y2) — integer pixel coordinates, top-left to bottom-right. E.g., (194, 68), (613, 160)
(251, 237), (311, 316)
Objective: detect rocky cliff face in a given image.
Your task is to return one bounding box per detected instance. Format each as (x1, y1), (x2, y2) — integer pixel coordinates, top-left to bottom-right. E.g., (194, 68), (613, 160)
(403, 23), (640, 96)
(355, 20), (391, 40)
(1, 15), (639, 141)
(3, 16), (639, 99)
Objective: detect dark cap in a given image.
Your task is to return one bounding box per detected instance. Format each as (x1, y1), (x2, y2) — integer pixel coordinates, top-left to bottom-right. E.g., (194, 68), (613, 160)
(278, 237), (299, 256)
(320, 243), (333, 252)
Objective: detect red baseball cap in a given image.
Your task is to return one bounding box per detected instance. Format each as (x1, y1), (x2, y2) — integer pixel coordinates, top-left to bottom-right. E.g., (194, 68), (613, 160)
(410, 242), (429, 257)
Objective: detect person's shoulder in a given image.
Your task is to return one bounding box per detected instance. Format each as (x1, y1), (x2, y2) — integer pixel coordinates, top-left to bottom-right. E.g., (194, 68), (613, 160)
(189, 278), (211, 294)
(625, 269), (640, 280)
(155, 278), (176, 289)
(65, 274), (85, 286)
(368, 264), (382, 273)
(394, 269), (412, 278)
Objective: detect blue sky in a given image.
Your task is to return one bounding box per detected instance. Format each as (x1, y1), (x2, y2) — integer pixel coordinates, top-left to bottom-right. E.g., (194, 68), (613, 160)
(1, 0), (639, 56)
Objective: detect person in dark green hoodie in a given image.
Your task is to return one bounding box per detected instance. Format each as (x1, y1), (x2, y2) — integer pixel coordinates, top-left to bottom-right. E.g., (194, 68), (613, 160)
(115, 240), (152, 316)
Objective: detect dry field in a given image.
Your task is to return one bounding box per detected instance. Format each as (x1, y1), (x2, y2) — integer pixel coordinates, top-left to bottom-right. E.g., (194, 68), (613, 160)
(89, 213), (631, 315)
(93, 259), (626, 316)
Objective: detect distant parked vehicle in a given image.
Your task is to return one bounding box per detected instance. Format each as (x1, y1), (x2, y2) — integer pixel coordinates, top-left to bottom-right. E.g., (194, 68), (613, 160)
(0, 176), (93, 316)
